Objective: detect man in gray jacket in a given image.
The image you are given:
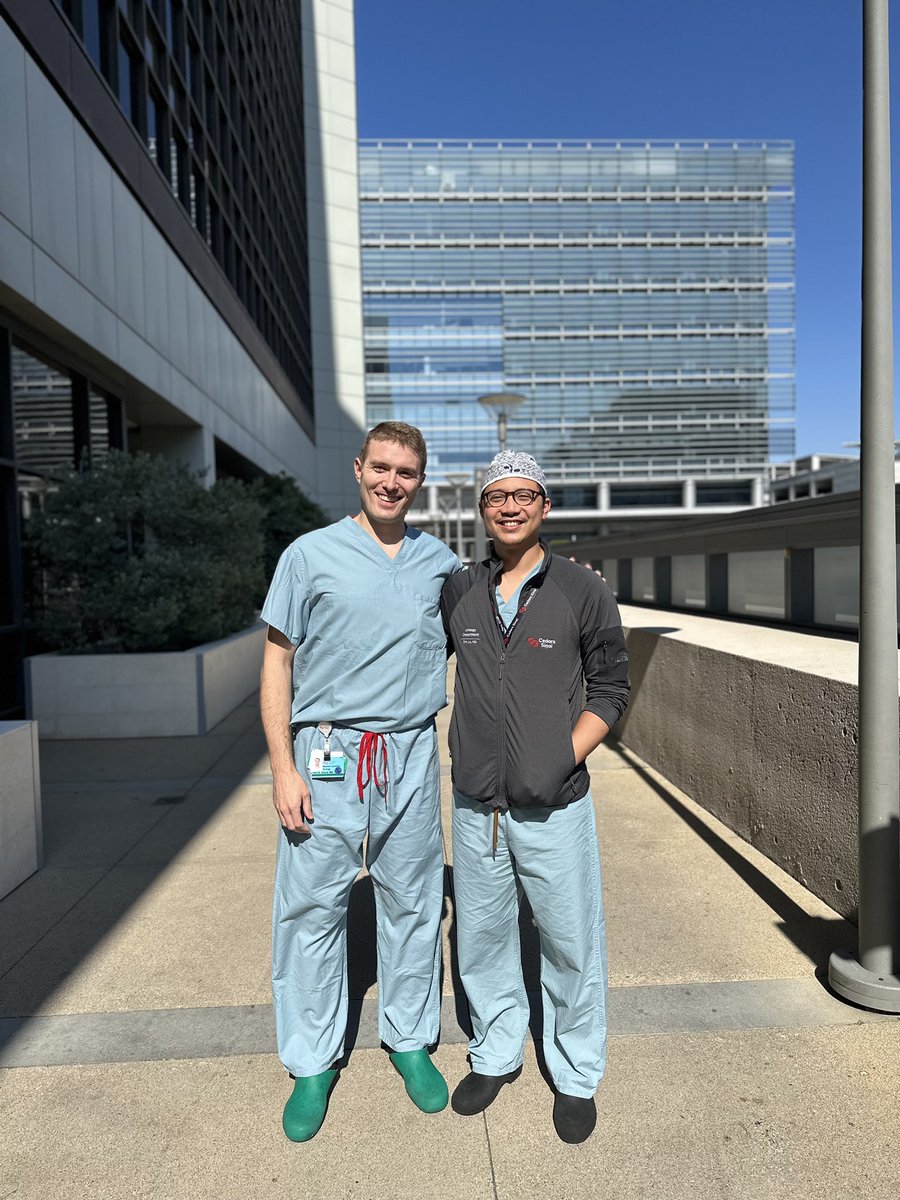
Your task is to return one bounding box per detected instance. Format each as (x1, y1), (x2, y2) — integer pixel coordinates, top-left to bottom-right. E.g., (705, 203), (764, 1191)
(441, 451), (629, 1144)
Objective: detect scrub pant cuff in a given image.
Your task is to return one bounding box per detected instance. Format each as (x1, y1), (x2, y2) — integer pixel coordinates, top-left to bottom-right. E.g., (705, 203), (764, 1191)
(384, 1039), (434, 1054)
(550, 1073), (599, 1100)
(470, 1054), (525, 1077)
(284, 1060), (342, 1079)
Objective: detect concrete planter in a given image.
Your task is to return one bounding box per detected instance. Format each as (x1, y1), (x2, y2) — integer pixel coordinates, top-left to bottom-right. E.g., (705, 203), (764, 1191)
(0, 721), (42, 899)
(26, 623), (266, 739)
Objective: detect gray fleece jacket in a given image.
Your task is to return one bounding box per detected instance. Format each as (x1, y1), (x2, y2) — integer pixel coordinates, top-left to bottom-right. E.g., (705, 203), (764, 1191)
(440, 542), (630, 810)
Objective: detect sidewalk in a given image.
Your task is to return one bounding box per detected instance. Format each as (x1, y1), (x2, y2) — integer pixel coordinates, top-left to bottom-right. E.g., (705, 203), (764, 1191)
(1, 695), (897, 1200)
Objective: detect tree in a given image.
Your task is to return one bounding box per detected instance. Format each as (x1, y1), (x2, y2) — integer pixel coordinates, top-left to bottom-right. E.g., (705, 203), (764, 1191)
(27, 452), (266, 653)
(251, 471), (329, 582)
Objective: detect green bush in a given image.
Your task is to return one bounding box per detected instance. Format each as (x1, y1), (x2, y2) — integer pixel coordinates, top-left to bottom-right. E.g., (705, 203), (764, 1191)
(251, 471), (329, 583)
(28, 452), (267, 653)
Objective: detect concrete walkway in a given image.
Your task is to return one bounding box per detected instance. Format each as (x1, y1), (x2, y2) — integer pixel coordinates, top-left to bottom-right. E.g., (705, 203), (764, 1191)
(1, 695), (897, 1200)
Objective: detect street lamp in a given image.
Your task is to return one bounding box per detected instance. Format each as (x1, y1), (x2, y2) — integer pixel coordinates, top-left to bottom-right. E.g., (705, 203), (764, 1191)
(445, 473), (470, 560)
(477, 392), (526, 452)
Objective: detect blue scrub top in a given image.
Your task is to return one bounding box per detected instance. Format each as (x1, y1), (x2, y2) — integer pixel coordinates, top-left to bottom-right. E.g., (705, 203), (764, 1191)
(495, 562), (542, 630)
(261, 517), (461, 732)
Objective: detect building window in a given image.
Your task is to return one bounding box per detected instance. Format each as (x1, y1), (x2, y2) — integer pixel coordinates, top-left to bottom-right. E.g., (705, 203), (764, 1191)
(548, 485), (597, 509)
(609, 484), (684, 508)
(695, 481), (753, 506)
(118, 38), (137, 123)
(82, 0), (103, 67)
(12, 344), (74, 478)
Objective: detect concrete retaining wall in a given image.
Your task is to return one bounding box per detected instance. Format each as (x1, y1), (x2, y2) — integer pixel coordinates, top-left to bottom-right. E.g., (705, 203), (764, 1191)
(0, 721), (42, 899)
(26, 623), (266, 739)
(613, 606), (893, 922)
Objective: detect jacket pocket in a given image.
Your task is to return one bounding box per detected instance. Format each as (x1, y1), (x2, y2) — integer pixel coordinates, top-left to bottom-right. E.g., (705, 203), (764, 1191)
(505, 708), (577, 806)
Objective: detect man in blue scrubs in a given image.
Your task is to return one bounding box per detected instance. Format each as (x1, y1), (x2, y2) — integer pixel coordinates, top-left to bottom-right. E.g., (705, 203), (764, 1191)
(259, 422), (459, 1142)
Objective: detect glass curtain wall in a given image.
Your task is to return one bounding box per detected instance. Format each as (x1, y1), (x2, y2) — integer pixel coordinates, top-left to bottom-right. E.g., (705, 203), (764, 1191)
(359, 140), (795, 484)
(52, 0), (313, 416)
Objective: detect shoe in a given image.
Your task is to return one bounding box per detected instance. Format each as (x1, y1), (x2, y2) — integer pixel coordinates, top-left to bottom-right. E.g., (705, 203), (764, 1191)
(450, 1066), (522, 1115)
(552, 1092), (596, 1144)
(282, 1069), (338, 1142)
(389, 1049), (449, 1113)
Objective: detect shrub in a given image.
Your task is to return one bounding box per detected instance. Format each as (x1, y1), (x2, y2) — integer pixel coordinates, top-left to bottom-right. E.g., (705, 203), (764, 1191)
(27, 452), (266, 653)
(251, 471), (329, 584)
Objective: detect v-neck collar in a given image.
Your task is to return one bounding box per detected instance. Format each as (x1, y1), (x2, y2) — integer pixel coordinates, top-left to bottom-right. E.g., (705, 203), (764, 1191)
(343, 515), (410, 567)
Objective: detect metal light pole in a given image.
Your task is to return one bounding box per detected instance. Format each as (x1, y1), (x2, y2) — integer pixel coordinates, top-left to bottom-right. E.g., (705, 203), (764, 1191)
(477, 391), (527, 452)
(828, 0), (900, 1013)
(437, 496), (452, 547)
(445, 473), (470, 561)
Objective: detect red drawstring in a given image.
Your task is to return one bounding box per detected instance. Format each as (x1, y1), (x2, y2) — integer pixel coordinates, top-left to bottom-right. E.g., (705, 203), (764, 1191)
(357, 732), (389, 801)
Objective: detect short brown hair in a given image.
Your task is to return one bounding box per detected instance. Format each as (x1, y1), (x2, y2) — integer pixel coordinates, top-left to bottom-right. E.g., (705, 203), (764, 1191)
(359, 422), (427, 474)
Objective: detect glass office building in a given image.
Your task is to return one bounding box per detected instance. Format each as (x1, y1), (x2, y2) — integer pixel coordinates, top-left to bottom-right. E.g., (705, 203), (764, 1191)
(359, 140), (795, 502)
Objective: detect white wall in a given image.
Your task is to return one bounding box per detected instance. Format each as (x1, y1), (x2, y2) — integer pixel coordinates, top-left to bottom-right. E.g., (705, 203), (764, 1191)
(0, 722), (42, 900)
(302, 0), (368, 515)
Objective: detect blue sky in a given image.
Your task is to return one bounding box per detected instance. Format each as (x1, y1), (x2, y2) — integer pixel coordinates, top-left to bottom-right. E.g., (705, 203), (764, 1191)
(355, 0), (897, 460)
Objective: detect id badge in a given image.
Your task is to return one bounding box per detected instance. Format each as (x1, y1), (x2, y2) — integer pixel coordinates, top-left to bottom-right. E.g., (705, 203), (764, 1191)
(308, 749), (348, 780)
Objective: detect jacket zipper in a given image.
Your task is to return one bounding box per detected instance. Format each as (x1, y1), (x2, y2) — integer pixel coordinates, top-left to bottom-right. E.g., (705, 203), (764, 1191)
(496, 647), (507, 808)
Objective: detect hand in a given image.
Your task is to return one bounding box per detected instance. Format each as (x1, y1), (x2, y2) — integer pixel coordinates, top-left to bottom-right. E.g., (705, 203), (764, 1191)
(273, 770), (314, 834)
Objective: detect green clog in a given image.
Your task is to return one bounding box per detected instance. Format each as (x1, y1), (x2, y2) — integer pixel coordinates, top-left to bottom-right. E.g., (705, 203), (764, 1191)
(389, 1049), (449, 1113)
(281, 1069), (338, 1142)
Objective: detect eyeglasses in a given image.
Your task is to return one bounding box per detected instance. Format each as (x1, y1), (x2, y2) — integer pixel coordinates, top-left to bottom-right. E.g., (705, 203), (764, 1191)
(482, 488), (544, 508)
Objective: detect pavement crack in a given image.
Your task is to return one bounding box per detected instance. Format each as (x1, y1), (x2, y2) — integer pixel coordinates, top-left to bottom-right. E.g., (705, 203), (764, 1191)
(482, 1111), (500, 1200)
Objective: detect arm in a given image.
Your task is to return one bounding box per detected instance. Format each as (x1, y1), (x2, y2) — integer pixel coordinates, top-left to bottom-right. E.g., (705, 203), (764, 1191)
(572, 710), (611, 766)
(576, 578), (630, 754)
(260, 626), (313, 834)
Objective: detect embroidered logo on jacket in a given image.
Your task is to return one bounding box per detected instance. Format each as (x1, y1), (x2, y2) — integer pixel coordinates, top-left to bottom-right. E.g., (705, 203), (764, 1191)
(527, 636), (556, 649)
(460, 627), (481, 645)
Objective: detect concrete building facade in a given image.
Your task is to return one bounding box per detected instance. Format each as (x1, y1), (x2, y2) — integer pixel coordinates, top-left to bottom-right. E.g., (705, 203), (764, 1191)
(0, 0), (366, 717)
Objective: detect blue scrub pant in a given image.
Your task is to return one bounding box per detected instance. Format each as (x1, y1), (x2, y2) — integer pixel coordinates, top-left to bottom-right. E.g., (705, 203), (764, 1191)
(272, 722), (444, 1077)
(451, 791), (608, 1099)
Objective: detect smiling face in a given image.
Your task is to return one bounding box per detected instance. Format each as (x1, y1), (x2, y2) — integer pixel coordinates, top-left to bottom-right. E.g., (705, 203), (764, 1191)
(480, 475), (551, 553)
(353, 437), (424, 532)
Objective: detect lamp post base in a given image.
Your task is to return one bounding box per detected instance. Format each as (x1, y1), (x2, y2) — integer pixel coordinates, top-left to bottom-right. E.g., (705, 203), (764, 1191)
(828, 948), (900, 1013)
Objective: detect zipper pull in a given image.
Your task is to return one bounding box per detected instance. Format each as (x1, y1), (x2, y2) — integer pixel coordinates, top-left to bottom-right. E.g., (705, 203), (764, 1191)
(499, 651), (506, 680)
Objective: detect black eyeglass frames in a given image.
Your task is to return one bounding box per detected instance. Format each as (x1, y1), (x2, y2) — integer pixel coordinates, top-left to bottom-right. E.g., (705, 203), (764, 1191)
(482, 488), (544, 508)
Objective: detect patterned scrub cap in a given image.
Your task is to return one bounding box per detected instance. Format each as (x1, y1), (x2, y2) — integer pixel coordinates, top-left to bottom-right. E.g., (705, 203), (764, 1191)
(480, 451), (547, 495)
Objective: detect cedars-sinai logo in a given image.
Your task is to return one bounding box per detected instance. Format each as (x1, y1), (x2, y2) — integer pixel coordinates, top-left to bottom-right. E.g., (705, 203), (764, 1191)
(527, 636), (557, 650)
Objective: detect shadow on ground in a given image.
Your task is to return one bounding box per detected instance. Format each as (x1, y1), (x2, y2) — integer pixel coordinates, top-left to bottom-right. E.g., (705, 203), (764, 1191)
(0, 697), (268, 1043)
(611, 743), (853, 969)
